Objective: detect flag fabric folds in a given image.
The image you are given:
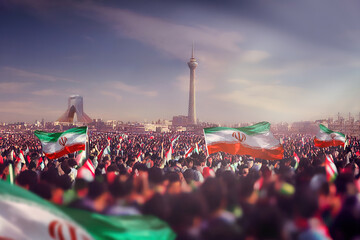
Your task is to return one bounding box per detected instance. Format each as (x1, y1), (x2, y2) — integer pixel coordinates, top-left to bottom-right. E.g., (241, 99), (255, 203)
(0, 180), (175, 240)
(34, 127), (87, 159)
(77, 159), (95, 182)
(203, 122), (284, 160)
(97, 145), (110, 161)
(325, 154), (338, 182)
(165, 145), (172, 162)
(293, 152), (300, 170)
(184, 146), (194, 158)
(75, 150), (87, 165)
(314, 124), (346, 148)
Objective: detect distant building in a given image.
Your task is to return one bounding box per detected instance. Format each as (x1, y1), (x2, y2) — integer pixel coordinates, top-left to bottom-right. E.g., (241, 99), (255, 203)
(172, 115), (188, 127)
(289, 121), (318, 134)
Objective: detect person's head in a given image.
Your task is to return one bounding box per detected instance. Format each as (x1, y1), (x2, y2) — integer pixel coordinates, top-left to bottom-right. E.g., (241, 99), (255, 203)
(115, 156), (123, 165)
(166, 172), (181, 195)
(30, 181), (52, 200)
(238, 164), (249, 177)
(247, 159), (254, 168)
(186, 158), (194, 169)
(51, 174), (72, 204)
(60, 162), (71, 175)
(200, 178), (227, 215)
(167, 192), (206, 233)
(16, 170), (38, 189)
(28, 161), (36, 171)
(107, 163), (119, 174)
(74, 178), (89, 198)
(142, 193), (170, 220)
(87, 181), (109, 212)
(183, 168), (195, 185)
(148, 167), (164, 185)
(67, 158), (78, 168)
(108, 176), (132, 199)
(87, 181), (107, 200)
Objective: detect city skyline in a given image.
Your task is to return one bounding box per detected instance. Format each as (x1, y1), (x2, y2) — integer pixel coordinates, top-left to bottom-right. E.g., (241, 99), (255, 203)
(1, 0), (359, 124)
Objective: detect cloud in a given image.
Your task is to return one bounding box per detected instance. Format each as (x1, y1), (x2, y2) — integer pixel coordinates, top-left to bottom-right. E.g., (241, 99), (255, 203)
(227, 78), (252, 85)
(217, 79), (306, 115)
(100, 91), (123, 101)
(78, 5), (243, 69)
(0, 82), (31, 93)
(240, 50), (270, 63)
(0, 101), (35, 114)
(0, 100), (64, 122)
(2, 67), (78, 83)
(111, 81), (157, 97)
(31, 89), (62, 96)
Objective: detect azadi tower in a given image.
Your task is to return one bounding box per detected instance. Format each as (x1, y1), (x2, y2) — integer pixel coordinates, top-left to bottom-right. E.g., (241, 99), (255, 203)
(57, 95), (92, 123)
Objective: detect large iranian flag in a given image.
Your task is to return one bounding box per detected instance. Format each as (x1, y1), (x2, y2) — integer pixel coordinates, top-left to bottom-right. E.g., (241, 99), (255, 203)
(0, 180), (175, 240)
(204, 122), (283, 160)
(34, 127), (87, 159)
(314, 124), (345, 148)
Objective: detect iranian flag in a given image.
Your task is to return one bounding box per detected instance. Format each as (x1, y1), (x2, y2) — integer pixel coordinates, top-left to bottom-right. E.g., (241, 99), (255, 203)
(165, 145), (172, 162)
(204, 122), (284, 160)
(77, 159), (95, 182)
(19, 150), (26, 164)
(314, 124), (345, 148)
(0, 181), (175, 240)
(75, 150), (86, 165)
(97, 145), (110, 161)
(293, 152), (300, 170)
(325, 154), (338, 182)
(171, 136), (179, 146)
(184, 146), (194, 158)
(34, 127), (87, 159)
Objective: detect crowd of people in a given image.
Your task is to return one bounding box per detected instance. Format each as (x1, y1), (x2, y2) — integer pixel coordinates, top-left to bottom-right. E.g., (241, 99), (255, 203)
(1, 130), (360, 240)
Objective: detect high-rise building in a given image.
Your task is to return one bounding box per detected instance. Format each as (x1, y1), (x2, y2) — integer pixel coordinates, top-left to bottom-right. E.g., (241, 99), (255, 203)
(187, 44), (198, 125)
(57, 95), (92, 123)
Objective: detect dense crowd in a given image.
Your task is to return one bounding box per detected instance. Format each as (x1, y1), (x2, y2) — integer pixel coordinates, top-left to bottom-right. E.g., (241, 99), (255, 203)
(1, 130), (360, 240)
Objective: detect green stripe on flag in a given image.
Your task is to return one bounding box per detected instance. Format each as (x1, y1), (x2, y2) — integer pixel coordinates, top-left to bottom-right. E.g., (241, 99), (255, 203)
(319, 124), (345, 138)
(204, 121), (270, 135)
(60, 207), (175, 240)
(34, 126), (87, 143)
(0, 180), (176, 240)
(6, 164), (14, 185)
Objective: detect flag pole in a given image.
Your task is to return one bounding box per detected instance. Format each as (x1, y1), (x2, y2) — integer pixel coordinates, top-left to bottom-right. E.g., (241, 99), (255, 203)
(203, 128), (209, 158)
(84, 126), (89, 166)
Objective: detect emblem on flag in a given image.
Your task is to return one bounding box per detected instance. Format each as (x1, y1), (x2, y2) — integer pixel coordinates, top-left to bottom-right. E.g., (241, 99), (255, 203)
(232, 132), (246, 142)
(58, 136), (68, 146)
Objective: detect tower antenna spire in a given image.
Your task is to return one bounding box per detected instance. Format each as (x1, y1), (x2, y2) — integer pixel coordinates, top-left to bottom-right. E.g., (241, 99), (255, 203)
(192, 41), (194, 58)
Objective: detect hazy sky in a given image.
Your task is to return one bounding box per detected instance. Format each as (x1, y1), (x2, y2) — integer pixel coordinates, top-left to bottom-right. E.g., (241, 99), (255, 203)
(1, 0), (359, 124)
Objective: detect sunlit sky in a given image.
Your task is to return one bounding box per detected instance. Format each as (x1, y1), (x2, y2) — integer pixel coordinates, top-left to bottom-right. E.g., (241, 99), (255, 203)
(1, 0), (359, 124)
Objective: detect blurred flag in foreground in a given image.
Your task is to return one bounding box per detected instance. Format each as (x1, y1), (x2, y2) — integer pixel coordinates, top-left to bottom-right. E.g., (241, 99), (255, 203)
(203, 122), (283, 160)
(34, 127), (87, 159)
(0, 180), (175, 240)
(314, 124), (345, 148)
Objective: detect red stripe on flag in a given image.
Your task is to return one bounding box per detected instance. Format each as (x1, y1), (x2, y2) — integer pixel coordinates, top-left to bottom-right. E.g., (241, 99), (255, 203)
(207, 142), (284, 160)
(44, 144), (85, 159)
(314, 138), (345, 148)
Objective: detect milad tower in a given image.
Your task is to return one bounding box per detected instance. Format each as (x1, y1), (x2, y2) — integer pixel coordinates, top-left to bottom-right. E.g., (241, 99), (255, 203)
(187, 44), (198, 125)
